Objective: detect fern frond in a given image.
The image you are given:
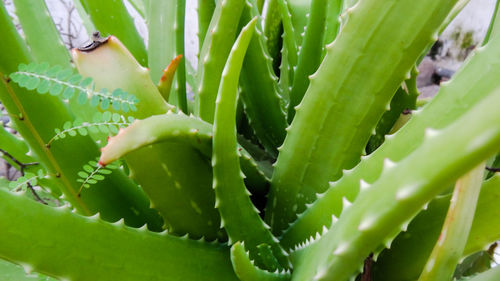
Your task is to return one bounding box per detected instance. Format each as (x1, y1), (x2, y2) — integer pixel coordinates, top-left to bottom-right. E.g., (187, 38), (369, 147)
(8, 169), (45, 191)
(76, 158), (120, 195)
(9, 62), (139, 112)
(47, 112), (134, 147)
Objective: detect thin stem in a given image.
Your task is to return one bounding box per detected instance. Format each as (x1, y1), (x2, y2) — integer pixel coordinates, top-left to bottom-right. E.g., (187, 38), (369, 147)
(0, 148), (38, 174)
(486, 166), (500, 173)
(46, 120), (130, 147)
(77, 164), (103, 197)
(27, 182), (48, 205)
(0, 148), (46, 204)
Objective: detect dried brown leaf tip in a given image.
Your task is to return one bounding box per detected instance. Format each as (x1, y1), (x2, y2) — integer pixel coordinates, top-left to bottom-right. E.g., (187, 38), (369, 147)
(78, 31), (109, 52)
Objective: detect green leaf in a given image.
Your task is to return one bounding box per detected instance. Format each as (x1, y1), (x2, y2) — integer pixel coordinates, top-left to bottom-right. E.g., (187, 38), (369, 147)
(56, 68), (72, 80)
(77, 127), (88, 136)
(112, 113), (121, 122)
(80, 77), (93, 87)
(109, 126), (119, 134)
(77, 171), (89, 178)
(98, 125), (109, 134)
(112, 100), (121, 111)
(46, 65), (61, 77)
(99, 169), (112, 175)
(83, 165), (94, 173)
(102, 112), (112, 122)
(48, 83), (63, 96)
(62, 121), (71, 130)
(77, 91), (88, 105)
(93, 174), (105, 181)
(62, 87), (75, 99)
(68, 74), (82, 84)
(101, 99), (110, 110)
(90, 95), (100, 107)
(25, 76), (40, 90)
(37, 79), (50, 94)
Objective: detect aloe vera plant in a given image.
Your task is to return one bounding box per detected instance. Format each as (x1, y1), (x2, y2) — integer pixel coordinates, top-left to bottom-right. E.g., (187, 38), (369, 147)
(1, 0), (500, 280)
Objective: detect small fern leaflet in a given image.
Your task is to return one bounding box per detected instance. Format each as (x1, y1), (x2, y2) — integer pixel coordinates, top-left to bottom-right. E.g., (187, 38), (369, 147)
(8, 169), (45, 192)
(77, 158), (120, 196)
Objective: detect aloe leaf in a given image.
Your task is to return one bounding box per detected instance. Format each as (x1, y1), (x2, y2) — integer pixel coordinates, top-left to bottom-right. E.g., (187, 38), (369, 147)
(99, 112), (269, 195)
(418, 163), (485, 281)
(277, 0), (298, 101)
(263, 0), (282, 72)
(175, 0), (188, 112)
(79, 0), (148, 66)
(120, 142), (226, 240)
(147, 0), (176, 84)
(0, 259), (56, 281)
(72, 36), (173, 118)
(12, 0), (71, 67)
(290, 87), (500, 281)
(157, 55), (183, 101)
(75, 36), (223, 239)
(196, 0), (245, 123)
(321, 0), (342, 58)
(212, 17), (290, 270)
(127, 0), (146, 18)
(287, 0), (328, 121)
(198, 0), (216, 50)
(0, 3), (161, 229)
(73, 0), (96, 36)
(231, 242), (292, 281)
(366, 68), (419, 154)
(239, 0), (288, 156)
(287, 0), (311, 46)
(373, 173), (500, 281)
(457, 266), (500, 281)
(100, 113), (214, 163)
(0, 124), (36, 168)
(266, 0), (460, 234)
(0, 187), (238, 281)
(454, 251), (494, 279)
(483, 0), (500, 45)
(0, 2), (31, 71)
(280, 28), (500, 249)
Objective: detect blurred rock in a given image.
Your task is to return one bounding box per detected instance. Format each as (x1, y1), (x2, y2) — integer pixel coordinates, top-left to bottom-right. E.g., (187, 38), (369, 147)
(417, 57), (435, 88)
(419, 85), (441, 99)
